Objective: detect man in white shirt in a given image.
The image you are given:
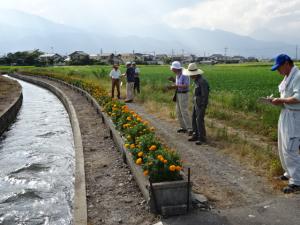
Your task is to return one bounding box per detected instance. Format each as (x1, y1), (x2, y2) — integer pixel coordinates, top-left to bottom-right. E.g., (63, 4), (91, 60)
(109, 64), (121, 99)
(271, 53), (300, 193)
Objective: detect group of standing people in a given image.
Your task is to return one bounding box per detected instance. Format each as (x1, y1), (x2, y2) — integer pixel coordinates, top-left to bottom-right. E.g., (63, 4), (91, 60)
(169, 61), (210, 145)
(109, 61), (140, 102)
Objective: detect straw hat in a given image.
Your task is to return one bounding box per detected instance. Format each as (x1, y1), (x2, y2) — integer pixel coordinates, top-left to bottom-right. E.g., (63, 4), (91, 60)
(183, 63), (204, 76)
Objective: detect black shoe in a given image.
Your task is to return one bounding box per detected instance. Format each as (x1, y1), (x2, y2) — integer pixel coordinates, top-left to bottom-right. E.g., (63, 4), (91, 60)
(125, 99), (133, 103)
(282, 184), (300, 194)
(277, 175), (289, 181)
(177, 128), (187, 133)
(195, 141), (203, 145)
(188, 136), (198, 142)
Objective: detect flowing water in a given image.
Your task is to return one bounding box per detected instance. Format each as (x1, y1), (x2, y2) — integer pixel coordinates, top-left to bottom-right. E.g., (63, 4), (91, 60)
(0, 76), (74, 225)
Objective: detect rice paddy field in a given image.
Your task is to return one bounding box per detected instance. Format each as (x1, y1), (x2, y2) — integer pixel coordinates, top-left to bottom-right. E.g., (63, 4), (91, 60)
(1, 63), (288, 141)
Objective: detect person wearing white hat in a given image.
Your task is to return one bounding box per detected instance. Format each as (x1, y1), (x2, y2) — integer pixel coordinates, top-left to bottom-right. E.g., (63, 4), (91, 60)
(183, 63), (209, 145)
(169, 61), (193, 135)
(122, 62), (135, 102)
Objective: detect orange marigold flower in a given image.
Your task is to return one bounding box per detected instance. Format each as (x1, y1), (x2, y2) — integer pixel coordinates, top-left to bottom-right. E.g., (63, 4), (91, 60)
(149, 145), (157, 151)
(163, 159), (168, 164)
(169, 165), (176, 172)
(157, 155), (163, 160)
(175, 166), (182, 171)
(127, 116), (132, 121)
(130, 144), (135, 149)
(138, 151), (143, 157)
(143, 170), (149, 176)
(136, 158), (142, 165)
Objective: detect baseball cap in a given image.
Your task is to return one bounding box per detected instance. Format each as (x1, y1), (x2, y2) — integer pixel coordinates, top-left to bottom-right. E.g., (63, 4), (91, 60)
(271, 54), (292, 71)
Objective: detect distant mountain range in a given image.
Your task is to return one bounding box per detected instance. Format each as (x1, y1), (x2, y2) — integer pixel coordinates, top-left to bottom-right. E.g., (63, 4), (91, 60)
(0, 9), (296, 58)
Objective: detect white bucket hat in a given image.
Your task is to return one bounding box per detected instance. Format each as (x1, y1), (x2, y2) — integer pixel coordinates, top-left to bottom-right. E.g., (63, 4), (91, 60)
(126, 61), (131, 66)
(170, 61), (182, 70)
(183, 63), (204, 76)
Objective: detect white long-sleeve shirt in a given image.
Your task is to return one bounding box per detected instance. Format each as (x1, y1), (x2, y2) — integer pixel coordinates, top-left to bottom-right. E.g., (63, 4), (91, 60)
(109, 69), (121, 79)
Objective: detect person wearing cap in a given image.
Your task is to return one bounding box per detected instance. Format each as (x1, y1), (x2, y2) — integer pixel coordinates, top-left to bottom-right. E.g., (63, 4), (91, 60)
(271, 53), (300, 193)
(169, 61), (193, 135)
(132, 62), (141, 94)
(122, 61), (135, 103)
(109, 63), (121, 99)
(183, 63), (209, 145)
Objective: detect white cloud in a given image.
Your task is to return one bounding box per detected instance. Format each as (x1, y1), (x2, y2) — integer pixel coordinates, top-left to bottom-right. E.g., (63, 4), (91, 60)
(163, 0), (300, 39)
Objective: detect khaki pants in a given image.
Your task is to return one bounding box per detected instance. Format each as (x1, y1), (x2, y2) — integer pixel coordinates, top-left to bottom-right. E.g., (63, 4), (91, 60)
(176, 93), (192, 131)
(126, 82), (134, 101)
(111, 78), (120, 99)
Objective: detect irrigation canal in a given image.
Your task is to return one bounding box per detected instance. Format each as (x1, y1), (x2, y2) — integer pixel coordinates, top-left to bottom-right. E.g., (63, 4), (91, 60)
(0, 76), (75, 224)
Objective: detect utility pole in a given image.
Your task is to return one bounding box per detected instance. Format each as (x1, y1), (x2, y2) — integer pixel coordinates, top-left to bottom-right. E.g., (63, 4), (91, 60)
(296, 45), (298, 61)
(224, 47), (228, 63)
(100, 48), (103, 56)
(182, 49), (184, 56)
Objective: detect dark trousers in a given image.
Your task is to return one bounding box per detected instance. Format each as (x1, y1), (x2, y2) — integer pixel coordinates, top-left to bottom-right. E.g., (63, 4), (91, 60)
(134, 77), (140, 94)
(192, 105), (206, 141)
(111, 78), (120, 99)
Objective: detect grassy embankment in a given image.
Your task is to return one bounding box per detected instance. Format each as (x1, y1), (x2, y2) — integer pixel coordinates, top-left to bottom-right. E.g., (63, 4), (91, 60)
(2, 63), (296, 181)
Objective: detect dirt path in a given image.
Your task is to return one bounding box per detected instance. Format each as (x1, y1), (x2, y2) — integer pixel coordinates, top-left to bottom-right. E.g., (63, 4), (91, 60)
(126, 102), (276, 208)
(32, 78), (158, 225)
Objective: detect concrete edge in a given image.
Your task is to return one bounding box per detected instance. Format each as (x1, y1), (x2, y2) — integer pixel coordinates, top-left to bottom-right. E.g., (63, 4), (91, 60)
(0, 78), (23, 136)
(9, 74), (87, 225)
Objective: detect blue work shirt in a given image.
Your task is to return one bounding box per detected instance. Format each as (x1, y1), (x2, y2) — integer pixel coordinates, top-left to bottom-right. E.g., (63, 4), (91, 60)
(126, 67), (135, 82)
(176, 74), (190, 92)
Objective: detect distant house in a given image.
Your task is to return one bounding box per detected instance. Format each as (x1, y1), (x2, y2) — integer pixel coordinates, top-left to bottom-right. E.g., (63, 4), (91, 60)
(246, 56), (259, 62)
(69, 51), (90, 65)
(196, 56), (216, 65)
(209, 54), (225, 62)
(39, 53), (63, 65)
(182, 55), (196, 64)
(97, 53), (122, 65)
(121, 53), (136, 64)
(170, 55), (184, 62)
(232, 55), (246, 63)
(69, 51), (89, 60)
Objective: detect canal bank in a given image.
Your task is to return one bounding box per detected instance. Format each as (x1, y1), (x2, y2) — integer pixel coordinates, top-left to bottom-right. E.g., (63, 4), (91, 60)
(0, 75), (22, 136)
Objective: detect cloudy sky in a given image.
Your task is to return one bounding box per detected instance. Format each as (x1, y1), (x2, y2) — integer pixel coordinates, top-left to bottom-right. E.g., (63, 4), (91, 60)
(0, 0), (300, 44)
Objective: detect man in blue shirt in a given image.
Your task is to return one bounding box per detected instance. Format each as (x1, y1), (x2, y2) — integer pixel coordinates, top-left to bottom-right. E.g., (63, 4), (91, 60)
(123, 62), (135, 103)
